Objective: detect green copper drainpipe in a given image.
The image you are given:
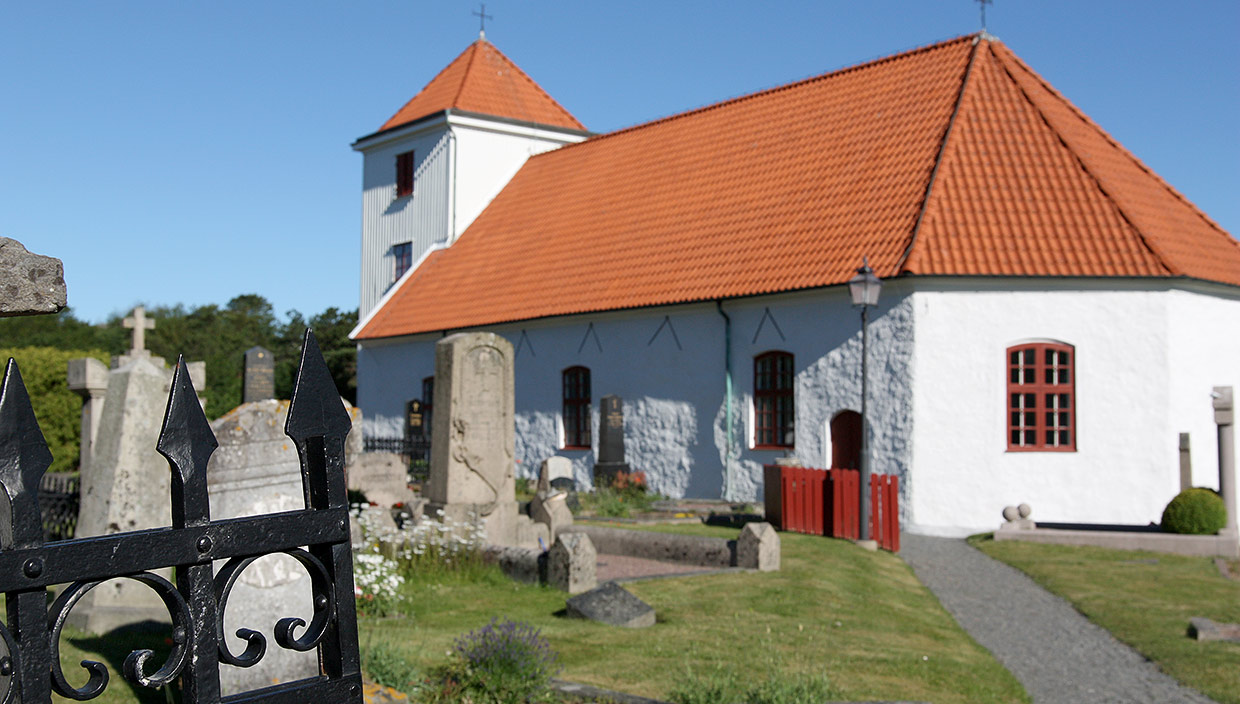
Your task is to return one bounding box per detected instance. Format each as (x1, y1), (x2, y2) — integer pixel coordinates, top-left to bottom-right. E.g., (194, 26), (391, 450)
(717, 300), (733, 500)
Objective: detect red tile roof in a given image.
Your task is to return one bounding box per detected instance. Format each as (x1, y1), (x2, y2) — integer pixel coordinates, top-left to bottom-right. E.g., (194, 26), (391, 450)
(378, 39), (584, 132)
(357, 34), (1240, 340)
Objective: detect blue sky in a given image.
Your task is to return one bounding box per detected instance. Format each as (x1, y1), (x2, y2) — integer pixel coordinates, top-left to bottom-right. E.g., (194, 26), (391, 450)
(2, 1), (1236, 324)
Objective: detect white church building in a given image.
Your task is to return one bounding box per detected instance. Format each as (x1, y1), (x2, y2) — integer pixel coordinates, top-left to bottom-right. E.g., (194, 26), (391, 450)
(350, 33), (1240, 536)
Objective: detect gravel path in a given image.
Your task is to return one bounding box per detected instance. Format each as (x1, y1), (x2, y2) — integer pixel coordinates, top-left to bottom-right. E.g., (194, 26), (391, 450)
(900, 534), (1217, 704)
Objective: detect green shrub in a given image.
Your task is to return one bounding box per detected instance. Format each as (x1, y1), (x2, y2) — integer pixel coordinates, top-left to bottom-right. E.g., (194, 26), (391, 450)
(439, 617), (560, 704)
(361, 640), (422, 696)
(1161, 488), (1226, 535)
(0, 347), (107, 474)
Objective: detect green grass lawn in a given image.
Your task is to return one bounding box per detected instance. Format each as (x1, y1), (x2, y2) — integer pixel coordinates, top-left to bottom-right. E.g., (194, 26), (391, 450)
(25, 526), (1029, 703)
(365, 524), (1028, 703)
(971, 535), (1240, 704)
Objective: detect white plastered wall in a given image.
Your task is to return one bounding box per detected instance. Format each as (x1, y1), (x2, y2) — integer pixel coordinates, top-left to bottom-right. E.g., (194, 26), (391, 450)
(1167, 285), (1240, 490)
(906, 281), (1230, 536)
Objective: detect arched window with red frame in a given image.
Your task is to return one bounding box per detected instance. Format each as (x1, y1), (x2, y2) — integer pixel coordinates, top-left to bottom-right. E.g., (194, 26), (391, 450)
(754, 351), (795, 449)
(1007, 342), (1075, 451)
(562, 366), (591, 449)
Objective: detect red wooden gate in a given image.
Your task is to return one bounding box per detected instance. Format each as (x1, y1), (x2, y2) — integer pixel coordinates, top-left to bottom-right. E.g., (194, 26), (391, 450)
(763, 465), (899, 552)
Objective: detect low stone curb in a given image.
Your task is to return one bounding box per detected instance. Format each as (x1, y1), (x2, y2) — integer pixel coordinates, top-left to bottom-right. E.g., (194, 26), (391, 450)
(551, 679), (671, 703)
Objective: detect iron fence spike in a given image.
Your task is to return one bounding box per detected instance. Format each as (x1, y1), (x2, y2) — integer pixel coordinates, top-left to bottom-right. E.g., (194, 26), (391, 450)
(157, 356), (217, 527)
(0, 359), (52, 548)
(285, 329), (351, 443)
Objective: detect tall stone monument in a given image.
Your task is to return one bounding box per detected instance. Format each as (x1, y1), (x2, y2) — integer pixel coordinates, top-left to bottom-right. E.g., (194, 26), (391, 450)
(70, 307), (204, 632)
(427, 332), (545, 548)
(593, 395), (630, 486)
(243, 346), (275, 402)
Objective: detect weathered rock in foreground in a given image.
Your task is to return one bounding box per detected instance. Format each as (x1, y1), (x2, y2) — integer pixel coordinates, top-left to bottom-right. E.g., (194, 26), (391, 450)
(0, 237), (66, 317)
(565, 581), (655, 628)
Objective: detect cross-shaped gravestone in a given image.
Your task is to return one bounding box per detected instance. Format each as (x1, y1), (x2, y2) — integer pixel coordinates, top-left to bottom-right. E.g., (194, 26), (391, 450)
(122, 306), (155, 358)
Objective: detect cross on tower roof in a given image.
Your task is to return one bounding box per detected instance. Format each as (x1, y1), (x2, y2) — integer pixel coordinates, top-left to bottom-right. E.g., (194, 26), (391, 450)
(122, 305), (155, 357)
(473, 3), (493, 40)
(976, 0), (994, 31)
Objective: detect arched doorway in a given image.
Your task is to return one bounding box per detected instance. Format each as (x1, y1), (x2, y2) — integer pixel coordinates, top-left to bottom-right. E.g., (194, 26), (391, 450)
(830, 410), (862, 469)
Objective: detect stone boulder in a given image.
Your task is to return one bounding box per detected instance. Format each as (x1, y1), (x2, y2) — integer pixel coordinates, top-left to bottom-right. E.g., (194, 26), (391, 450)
(0, 237), (66, 317)
(565, 582), (655, 628)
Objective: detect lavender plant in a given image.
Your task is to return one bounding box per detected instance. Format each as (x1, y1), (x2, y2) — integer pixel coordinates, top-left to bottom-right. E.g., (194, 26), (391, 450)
(448, 617), (560, 703)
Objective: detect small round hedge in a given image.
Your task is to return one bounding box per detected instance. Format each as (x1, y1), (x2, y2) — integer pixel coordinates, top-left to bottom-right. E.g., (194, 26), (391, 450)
(1160, 488), (1226, 535)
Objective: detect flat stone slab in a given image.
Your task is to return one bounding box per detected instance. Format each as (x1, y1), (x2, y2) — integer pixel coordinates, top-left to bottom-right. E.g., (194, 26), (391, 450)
(565, 581), (655, 628)
(1189, 617), (1240, 643)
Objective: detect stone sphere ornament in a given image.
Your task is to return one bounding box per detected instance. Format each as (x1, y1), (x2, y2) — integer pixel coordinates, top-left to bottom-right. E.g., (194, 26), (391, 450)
(1018, 503), (1032, 519)
(1002, 505), (1020, 522)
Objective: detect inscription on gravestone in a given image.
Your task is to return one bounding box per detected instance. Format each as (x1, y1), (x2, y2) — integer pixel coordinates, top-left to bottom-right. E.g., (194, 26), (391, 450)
(593, 395), (629, 486)
(243, 346), (275, 403)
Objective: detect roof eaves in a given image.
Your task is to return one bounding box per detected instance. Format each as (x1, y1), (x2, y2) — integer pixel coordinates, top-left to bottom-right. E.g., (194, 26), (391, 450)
(895, 35), (983, 276)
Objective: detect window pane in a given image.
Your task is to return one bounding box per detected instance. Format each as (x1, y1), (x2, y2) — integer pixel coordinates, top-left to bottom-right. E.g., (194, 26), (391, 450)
(1024, 412), (1035, 427)
(1060, 430), (1070, 445)
(1058, 412), (1069, 426)
(1045, 429), (1055, 444)
(1011, 429), (1021, 444)
(1023, 369), (1034, 384)
(1023, 349), (1034, 364)
(1024, 430), (1035, 445)
(1010, 351), (1020, 364)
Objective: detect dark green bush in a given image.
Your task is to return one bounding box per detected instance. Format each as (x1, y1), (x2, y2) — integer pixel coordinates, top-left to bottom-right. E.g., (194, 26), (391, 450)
(1160, 488), (1226, 535)
(0, 347), (107, 474)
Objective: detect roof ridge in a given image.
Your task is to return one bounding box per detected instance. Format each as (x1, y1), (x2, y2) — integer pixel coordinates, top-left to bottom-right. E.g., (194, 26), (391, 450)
(534, 34), (979, 158)
(896, 38), (982, 276)
(380, 43), (474, 131)
(987, 42), (1178, 275)
(992, 42), (1235, 245)
(483, 42), (583, 129)
(453, 40), (482, 108)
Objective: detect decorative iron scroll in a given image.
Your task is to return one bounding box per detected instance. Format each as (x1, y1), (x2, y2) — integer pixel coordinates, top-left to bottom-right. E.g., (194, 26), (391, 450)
(0, 330), (363, 703)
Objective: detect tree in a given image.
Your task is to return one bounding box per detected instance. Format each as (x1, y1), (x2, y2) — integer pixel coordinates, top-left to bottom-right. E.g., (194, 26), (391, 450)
(0, 347), (108, 474)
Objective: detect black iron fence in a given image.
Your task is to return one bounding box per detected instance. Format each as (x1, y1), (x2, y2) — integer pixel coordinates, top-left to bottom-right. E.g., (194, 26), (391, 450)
(0, 330), (362, 703)
(37, 473), (79, 542)
(362, 435), (431, 483)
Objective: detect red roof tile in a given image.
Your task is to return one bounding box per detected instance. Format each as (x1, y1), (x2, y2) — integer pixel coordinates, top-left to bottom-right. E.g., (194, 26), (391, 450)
(357, 35), (1240, 340)
(379, 40), (584, 132)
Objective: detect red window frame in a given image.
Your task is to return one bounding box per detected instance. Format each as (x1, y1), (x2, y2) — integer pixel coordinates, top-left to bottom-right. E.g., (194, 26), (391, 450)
(562, 366), (591, 450)
(395, 150), (414, 197)
(1007, 343), (1075, 452)
(754, 351), (794, 449)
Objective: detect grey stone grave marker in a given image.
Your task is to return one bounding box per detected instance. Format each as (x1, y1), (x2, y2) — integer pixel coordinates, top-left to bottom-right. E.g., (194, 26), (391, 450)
(593, 395), (629, 486)
(566, 581), (655, 628)
(243, 345), (275, 403)
(426, 332), (546, 547)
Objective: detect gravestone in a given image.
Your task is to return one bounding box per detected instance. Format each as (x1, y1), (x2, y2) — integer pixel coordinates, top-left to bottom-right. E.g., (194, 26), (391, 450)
(593, 395), (629, 486)
(736, 522), (780, 571)
(207, 398), (362, 694)
(67, 357), (108, 474)
(547, 532), (596, 594)
(0, 237), (66, 317)
(347, 451), (420, 512)
(426, 332), (546, 548)
(113, 306), (164, 369)
(71, 357), (176, 633)
(405, 398), (426, 438)
(243, 346), (275, 402)
(566, 581), (655, 628)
